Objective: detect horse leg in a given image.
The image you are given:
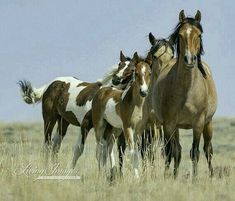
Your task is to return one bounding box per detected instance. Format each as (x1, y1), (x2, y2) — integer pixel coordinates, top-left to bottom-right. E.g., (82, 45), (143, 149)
(123, 126), (140, 177)
(107, 134), (117, 182)
(203, 121), (214, 177)
(133, 141), (139, 178)
(172, 129), (181, 178)
(141, 129), (148, 171)
(117, 132), (126, 177)
(52, 117), (69, 161)
(95, 120), (107, 173)
(163, 123), (176, 177)
(190, 125), (203, 177)
(43, 117), (57, 164)
(71, 111), (93, 169)
(141, 127), (154, 171)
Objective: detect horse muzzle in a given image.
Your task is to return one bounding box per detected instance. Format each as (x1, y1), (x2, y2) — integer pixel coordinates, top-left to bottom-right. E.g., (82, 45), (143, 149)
(139, 89), (148, 97)
(184, 55), (196, 68)
(112, 75), (121, 86)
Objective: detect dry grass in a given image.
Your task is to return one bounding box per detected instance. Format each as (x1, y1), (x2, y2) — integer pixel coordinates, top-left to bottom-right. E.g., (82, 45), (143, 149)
(1, 117), (235, 201)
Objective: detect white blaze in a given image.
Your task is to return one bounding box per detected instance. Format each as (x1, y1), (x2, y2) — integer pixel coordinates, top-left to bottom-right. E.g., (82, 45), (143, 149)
(140, 65), (148, 93)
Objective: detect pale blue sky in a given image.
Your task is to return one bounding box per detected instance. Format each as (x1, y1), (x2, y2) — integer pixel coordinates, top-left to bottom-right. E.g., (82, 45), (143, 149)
(0, 0), (234, 122)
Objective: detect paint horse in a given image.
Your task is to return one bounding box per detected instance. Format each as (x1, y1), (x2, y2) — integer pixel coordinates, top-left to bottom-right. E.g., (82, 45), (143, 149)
(70, 52), (135, 168)
(18, 51), (133, 162)
(152, 10), (217, 178)
(117, 34), (175, 173)
(92, 52), (152, 178)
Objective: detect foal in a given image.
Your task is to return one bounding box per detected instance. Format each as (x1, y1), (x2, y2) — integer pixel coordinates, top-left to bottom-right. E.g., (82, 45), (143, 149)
(18, 51), (132, 162)
(70, 51), (135, 168)
(117, 34), (175, 173)
(92, 52), (152, 178)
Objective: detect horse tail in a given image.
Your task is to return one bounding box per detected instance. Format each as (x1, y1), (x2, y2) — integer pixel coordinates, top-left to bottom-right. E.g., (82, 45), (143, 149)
(18, 80), (48, 104)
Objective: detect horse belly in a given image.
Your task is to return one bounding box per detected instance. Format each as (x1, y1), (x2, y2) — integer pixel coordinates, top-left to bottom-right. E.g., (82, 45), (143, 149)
(65, 84), (92, 124)
(104, 99), (122, 128)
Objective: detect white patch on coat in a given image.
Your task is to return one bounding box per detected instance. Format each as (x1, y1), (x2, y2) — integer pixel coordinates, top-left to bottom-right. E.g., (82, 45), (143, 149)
(53, 77), (92, 124)
(104, 98), (122, 128)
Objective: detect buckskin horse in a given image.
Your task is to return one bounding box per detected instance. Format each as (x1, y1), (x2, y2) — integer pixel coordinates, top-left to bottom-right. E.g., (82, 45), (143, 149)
(18, 51), (133, 162)
(152, 10), (217, 178)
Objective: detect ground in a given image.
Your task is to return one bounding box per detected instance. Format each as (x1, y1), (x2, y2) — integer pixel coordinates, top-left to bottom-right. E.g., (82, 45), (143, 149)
(0, 117), (235, 201)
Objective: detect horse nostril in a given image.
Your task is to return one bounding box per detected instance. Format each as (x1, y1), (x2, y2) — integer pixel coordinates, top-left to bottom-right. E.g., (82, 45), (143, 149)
(193, 55), (197, 62)
(139, 89), (148, 97)
(184, 56), (188, 64)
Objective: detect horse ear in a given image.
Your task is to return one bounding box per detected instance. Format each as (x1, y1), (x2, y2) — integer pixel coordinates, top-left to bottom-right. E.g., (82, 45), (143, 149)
(145, 53), (152, 66)
(179, 10), (185, 22)
(120, 51), (126, 62)
(132, 52), (139, 63)
(149, 32), (157, 46)
(195, 10), (201, 22)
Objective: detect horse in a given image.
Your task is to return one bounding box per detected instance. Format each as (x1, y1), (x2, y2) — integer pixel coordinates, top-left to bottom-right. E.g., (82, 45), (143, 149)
(116, 34), (175, 174)
(152, 10), (217, 178)
(70, 51), (135, 168)
(92, 52), (152, 179)
(18, 51), (133, 162)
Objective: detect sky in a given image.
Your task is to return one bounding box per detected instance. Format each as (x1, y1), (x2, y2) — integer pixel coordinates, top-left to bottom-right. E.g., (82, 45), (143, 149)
(0, 0), (234, 122)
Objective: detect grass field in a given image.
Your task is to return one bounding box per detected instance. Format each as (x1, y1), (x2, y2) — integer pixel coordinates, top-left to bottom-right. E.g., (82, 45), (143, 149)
(0, 117), (235, 201)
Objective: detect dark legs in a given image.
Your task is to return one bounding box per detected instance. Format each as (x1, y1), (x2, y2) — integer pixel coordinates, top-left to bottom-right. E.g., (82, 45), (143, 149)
(43, 116), (57, 163)
(190, 126), (203, 177)
(117, 132), (126, 176)
(52, 117), (69, 160)
(163, 124), (181, 178)
(203, 121), (214, 177)
(172, 129), (181, 178)
(71, 110), (93, 169)
(141, 127), (155, 171)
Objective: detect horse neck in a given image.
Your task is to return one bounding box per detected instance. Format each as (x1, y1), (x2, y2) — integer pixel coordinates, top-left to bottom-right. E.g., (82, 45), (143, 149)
(151, 59), (161, 81)
(124, 81), (145, 107)
(176, 55), (200, 91)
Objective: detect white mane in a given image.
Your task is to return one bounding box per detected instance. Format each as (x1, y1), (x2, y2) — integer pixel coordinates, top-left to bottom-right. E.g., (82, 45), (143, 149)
(97, 64), (119, 86)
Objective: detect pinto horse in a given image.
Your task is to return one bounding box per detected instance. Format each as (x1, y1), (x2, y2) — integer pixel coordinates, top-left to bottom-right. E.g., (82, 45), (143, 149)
(152, 10), (217, 178)
(70, 51), (135, 168)
(18, 51), (132, 162)
(92, 52), (152, 178)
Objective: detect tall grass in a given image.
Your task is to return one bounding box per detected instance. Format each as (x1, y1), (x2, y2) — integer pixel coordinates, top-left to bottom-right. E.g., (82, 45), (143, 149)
(0, 118), (235, 201)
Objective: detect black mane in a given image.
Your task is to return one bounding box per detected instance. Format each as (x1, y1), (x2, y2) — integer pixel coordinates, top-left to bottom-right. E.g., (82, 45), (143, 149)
(169, 17), (207, 78)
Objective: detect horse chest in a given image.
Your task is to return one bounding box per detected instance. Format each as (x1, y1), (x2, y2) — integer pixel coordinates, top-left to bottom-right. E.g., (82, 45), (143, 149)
(104, 98), (123, 128)
(130, 105), (143, 126)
